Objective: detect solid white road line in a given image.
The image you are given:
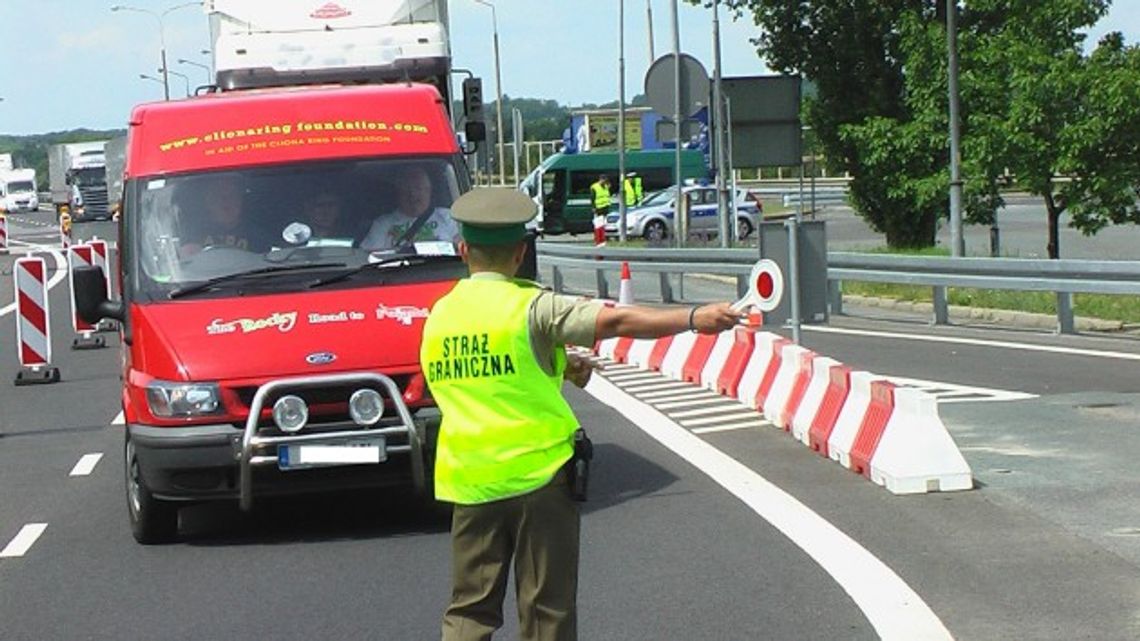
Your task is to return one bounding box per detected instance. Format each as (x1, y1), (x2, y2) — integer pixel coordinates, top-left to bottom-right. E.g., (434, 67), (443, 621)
(585, 375), (954, 641)
(69, 453), (104, 477)
(0, 524), (48, 558)
(885, 375), (1037, 402)
(806, 325), (1140, 363)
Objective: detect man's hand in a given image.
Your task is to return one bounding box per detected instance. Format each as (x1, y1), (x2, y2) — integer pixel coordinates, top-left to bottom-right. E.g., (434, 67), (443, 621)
(565, 353), (600, 388)
(692, 303), (743, 334)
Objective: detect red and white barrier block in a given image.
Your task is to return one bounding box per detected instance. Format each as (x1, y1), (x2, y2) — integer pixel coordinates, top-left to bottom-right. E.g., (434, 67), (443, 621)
(583, 258), (973, 495)
(827, 371), (883, 469)
(790, 356), (842, 445)
(68, 245), (106, 350)
(868, 387), (973, 493)
(87, 238), (118, 332)
(13, 257), (61, 385)
(762, 343), (815, 429)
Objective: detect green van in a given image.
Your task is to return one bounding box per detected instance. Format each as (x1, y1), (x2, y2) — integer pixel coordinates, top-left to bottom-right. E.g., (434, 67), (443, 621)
(520, 149), (710, 235)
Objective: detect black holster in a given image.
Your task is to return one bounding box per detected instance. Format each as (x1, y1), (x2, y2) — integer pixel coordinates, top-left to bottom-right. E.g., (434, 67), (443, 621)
(570, 429), (593, 502)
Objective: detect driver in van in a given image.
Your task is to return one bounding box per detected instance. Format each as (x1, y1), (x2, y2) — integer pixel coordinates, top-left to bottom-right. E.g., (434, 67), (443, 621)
(360, 164), (460, 251)
(178, 175), (264, 258)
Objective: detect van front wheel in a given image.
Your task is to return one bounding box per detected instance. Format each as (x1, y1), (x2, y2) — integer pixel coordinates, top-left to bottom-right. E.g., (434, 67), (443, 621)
(125, 435), (178, 545)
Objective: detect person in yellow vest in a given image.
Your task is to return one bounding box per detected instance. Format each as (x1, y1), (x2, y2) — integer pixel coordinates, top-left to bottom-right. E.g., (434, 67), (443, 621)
(589, 174), (610, 246)
(623, 172), (643, 207)
(421, 189), (740, 641)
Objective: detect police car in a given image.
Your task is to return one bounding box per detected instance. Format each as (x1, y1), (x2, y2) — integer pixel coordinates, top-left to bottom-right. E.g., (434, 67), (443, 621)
(605, 185), (763, 241)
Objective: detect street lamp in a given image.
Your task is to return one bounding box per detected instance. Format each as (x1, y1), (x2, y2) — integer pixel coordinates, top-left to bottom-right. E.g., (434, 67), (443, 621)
(139, 73), (165, 96)
(112, 2), (201, 101)
(473, 0), (506, 186)
(165, 68), (193, 97)
(178, 58), (211, 85)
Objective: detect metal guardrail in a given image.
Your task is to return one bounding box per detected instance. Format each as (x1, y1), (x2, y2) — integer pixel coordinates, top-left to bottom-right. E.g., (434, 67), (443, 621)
(828, 253), (1140, 333)
(537, 243), (1140, 334)
(538, 243), (760, 302)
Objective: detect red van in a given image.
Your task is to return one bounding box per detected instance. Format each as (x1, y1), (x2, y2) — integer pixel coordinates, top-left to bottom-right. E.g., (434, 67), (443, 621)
(77, 83), (471, 543)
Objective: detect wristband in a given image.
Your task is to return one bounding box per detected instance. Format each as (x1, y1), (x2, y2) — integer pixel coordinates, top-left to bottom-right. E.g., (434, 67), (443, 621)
(688, 306), (699, 333)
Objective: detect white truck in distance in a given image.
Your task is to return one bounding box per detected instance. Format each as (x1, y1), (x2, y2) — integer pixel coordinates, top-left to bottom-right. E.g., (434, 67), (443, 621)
(48, 142), (111, 221)
(0, 153), (13, 172)
(0, 169), (39, 213)
(206, 0), (450, 99)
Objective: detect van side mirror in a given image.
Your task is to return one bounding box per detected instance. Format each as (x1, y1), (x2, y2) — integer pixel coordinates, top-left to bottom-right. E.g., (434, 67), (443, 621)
(74, 265), (125, 324)
(465, 121), (487, 144)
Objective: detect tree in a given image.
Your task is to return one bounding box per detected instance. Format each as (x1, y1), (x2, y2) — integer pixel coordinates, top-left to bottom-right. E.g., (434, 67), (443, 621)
(706, 0), (1140, 255)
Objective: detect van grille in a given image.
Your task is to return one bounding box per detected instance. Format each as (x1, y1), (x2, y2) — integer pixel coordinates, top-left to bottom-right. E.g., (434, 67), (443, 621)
(232, 375), (414, 427)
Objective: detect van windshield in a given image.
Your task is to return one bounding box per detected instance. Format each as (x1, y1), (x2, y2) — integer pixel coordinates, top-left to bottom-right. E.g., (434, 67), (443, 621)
(6, 181), (34, 192)
(131, 157), (464, 299)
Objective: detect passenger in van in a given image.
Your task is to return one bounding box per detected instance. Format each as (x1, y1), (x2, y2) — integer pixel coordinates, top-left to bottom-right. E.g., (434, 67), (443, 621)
(302, 192), (347, 240)
(178, 176), (265, 258)
(359, 165), (460, 251)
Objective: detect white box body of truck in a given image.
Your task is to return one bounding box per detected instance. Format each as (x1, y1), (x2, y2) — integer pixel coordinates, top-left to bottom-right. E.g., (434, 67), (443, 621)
(207, 0), (450, 93)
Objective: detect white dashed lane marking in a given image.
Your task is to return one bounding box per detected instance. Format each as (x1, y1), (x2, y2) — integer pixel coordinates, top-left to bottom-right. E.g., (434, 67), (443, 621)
(656, 396), (737, 410)
(681, 412), (764, 427)
(0, 524), (48, 559)
(691, 422), (768, 435)
(69, 454), (104, 477)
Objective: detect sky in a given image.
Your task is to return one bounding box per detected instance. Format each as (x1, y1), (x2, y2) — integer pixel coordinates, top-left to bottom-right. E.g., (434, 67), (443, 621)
(0, 0), (1137, 135)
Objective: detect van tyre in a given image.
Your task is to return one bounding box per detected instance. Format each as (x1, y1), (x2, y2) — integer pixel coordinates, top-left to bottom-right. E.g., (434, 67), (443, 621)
(125, 435), (178, 544)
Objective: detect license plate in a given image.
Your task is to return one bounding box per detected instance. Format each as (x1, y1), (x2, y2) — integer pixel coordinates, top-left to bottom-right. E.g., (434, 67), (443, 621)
(278, 437), (387, 471)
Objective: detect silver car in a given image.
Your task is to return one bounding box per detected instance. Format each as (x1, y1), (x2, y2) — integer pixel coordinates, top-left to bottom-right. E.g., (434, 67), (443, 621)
(605, 185), (762, 241)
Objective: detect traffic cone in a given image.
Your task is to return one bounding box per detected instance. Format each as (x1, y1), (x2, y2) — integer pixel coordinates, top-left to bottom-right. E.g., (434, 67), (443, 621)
(618, 261), (634, 306)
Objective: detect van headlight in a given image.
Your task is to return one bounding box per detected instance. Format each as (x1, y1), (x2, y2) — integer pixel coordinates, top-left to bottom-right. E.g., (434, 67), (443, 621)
(145, 381), (222, 417)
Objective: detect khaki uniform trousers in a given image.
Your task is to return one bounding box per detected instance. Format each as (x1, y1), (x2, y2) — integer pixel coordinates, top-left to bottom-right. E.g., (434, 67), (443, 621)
(441, 469), (580, 641)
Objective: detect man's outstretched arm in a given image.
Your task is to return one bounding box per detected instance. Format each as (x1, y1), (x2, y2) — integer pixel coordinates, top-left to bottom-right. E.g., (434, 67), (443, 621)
(595, 303), (740, 341)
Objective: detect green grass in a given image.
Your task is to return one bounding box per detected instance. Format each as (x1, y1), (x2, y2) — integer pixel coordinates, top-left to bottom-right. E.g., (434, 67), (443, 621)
(841, 247), (1140, 324)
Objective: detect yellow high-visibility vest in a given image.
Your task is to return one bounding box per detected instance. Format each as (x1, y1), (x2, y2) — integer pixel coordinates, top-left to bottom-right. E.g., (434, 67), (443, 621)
(420, 278), (578, 504)
(623, 178), (637, 207)
(590, 181), (611, 210)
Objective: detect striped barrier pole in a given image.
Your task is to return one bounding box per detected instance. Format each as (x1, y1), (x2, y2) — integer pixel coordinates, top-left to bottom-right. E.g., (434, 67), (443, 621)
(0, 213), (8, 255)
(68, 244), (106, 350)
(14, 256), (61, 385)
(86, 238), (117, 332)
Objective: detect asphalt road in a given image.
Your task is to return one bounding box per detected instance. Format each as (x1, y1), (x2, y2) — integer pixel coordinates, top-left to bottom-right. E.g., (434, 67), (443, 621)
(2, 212), (1140, 640)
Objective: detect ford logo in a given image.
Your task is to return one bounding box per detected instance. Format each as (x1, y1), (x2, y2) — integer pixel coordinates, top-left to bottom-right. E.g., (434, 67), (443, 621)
(305, 352), (337, 366)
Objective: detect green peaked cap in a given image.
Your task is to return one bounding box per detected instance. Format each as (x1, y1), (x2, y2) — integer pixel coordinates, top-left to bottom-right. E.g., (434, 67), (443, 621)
(451, 188), (537, 245)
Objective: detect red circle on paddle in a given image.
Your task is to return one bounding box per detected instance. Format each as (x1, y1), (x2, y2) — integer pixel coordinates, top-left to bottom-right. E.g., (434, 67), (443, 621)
(757, 272), (775, 300)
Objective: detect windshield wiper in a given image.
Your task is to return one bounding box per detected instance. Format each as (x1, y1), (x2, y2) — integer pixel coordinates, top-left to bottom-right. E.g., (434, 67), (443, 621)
(169, 262), (347, 299)
(308, 254), (462, 289)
